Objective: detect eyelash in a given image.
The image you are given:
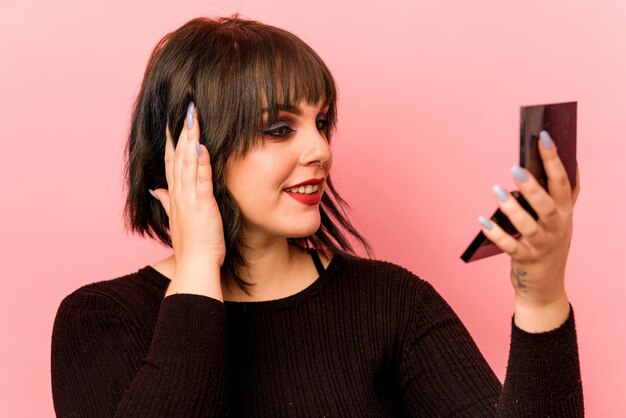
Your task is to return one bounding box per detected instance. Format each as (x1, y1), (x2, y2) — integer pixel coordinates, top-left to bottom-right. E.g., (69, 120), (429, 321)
(262, 117), (329, 138)
(263, 122), (295, 138)
(316, 118), (329, 132)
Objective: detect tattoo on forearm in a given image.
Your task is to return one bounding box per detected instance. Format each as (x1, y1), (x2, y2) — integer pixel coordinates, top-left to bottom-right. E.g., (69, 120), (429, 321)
(514, 268), (528, 292)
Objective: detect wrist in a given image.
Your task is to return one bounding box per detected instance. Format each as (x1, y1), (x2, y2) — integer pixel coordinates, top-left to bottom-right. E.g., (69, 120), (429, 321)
(514, 292), (570, 333)
(176, 253), (224, 269)
(166, 258), (224, 301)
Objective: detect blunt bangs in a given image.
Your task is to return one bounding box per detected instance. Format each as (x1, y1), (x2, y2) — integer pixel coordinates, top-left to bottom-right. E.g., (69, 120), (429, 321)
(213, 20), (338, 156)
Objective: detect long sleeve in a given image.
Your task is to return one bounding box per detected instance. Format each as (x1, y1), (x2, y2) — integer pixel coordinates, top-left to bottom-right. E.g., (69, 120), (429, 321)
(395, 280), (583, 417)
(51, 256), (584, 416)
(51, 289), (232, 417)
(500, 308), (584, 416)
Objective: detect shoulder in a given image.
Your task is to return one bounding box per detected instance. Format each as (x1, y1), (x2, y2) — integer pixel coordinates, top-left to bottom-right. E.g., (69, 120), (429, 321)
(335, 252), (425, 284)
(339, 256), (466, 335)
(54, 267), (167, 328)
(331, 252), (436, 303)
(329, 253), (461, 343)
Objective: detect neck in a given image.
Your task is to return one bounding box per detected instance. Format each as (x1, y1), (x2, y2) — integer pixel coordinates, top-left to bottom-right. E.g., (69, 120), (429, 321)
(226, 237), (299, 296)
(152, 238), (316, 302)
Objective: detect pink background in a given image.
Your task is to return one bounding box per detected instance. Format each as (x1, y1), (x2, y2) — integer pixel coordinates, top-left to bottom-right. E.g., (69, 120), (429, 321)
(1, 0), (624, 416)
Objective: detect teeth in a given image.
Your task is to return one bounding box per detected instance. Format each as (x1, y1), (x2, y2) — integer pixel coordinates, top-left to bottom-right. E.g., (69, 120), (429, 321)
(286, 184), (319, 194)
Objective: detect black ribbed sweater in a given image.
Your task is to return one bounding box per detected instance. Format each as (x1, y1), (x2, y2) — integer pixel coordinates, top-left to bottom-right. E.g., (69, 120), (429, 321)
(51, 252), (583, 417)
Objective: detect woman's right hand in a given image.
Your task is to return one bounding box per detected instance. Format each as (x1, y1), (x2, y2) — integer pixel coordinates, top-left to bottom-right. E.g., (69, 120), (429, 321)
(151, 102), (226, 300)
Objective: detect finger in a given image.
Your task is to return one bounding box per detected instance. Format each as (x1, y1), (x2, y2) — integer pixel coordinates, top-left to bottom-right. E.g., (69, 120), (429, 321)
(492, 184), (545, 244)
(165, 126), (175, 195)
(511, 165), (560, 229)
(173, 102), (194, 192)
(182, 103), (200, 192)
(196, 144), (214, 197)
(538, 131), (573, 209)
(150, 188), (171, 218)
(478, 215), (526, 257)
(572, 165), (581, 205)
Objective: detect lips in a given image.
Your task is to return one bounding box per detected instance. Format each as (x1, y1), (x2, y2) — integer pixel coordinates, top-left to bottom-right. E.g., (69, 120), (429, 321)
(284, 177), (325, 189)
(282, 177), (325, 205)
(284, 189), (321, 205)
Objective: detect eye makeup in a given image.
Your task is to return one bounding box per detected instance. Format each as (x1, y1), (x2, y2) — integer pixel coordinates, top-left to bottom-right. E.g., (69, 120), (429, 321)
(315, 115), (329, 132)
(260, 105), (330, 138)
(261, 120), (296, 138)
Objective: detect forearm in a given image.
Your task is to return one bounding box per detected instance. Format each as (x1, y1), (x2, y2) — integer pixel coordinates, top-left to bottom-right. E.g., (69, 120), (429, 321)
(52, 291), (232, 417)
(498, 305), (584, 417)
(117, 294), (231, 416)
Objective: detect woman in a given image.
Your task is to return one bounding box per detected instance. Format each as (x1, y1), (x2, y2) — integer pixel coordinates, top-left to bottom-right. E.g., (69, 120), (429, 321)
(51, 16), (583, 416)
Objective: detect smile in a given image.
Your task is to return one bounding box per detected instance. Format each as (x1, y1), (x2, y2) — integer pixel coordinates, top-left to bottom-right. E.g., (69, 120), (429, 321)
(284, 184), (319, 194)
(284, 188), (322, 205)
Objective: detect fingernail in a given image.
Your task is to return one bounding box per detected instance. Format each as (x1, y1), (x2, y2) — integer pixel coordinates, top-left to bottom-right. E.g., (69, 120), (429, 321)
(186, 101), (195, 130)
(195, 142), (202, 156)
(512, 165), (528, 183)
(493, 184), (509, 202)
(539, 130), (553, 149)
(148, 189), (158, 199)
(478, 216), (493, 231)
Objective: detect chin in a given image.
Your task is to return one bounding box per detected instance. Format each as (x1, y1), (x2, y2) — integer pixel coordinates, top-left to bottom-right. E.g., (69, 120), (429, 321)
(284, 220), (321, 238)
(288, 227), (320, 239)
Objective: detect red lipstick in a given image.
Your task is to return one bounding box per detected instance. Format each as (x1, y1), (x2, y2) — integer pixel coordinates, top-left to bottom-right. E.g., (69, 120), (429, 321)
(285, 178), (325, 188)
(283, 178), (324, 205)
(284, 190), (321, 205)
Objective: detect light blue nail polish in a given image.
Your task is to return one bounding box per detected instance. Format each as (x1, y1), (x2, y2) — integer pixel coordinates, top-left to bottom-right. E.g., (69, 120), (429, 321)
(186, 101), (195, 130)
(478, 216), (493, 231)
(512, 165), (528, 183)
(539, 130), (553, 149)
(493, 184), (509, 202)
(195, 142), (202, 156)
(148, 189), (158, 199)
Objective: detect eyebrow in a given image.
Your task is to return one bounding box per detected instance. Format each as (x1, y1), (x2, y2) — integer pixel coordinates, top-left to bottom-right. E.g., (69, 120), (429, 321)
(261, 102), (330, 116)
(261, 104), (301, 116)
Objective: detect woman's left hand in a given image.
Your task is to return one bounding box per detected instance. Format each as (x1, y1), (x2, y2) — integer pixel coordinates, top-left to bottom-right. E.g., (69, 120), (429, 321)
(479, 131), (581, 332)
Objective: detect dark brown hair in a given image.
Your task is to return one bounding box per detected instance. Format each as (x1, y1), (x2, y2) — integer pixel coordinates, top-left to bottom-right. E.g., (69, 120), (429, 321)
(124, 15), (371, 294)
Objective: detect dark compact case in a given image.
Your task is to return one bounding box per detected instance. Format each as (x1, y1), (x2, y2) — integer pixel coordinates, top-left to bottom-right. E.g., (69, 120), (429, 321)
(461, 101), (577, 263)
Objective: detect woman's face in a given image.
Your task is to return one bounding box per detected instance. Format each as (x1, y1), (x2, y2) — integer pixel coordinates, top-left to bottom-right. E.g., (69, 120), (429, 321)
(225, 100), (332, 244)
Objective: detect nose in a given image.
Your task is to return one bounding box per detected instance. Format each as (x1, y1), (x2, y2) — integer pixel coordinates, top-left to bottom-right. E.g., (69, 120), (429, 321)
(299, 126), (332, 172)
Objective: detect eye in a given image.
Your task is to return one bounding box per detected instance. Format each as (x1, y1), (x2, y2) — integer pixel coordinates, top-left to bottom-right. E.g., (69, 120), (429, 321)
(316, 116), (329, 132)
(262, 121), (295, 138)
